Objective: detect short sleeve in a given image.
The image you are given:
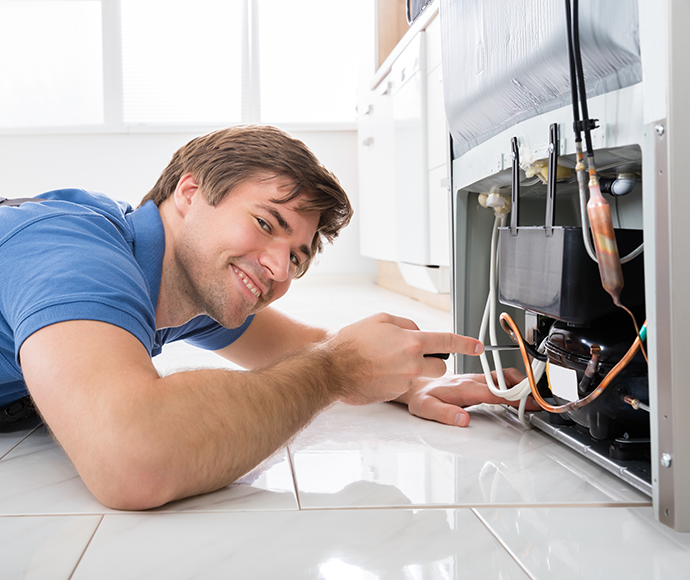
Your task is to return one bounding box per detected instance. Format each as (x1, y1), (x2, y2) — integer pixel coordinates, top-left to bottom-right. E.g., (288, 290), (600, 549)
(0, 210), (157, 368)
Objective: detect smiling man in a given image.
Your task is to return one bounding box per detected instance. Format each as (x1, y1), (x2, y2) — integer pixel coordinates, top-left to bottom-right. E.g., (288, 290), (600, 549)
(1, 125), (521, 510)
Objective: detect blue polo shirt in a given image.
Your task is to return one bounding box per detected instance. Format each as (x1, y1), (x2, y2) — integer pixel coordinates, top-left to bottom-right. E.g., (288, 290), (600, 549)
(0, 189), (253, 408)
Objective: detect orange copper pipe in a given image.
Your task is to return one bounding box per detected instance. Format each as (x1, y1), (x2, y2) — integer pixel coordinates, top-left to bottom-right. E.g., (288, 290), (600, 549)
(499, 312), (644, 414)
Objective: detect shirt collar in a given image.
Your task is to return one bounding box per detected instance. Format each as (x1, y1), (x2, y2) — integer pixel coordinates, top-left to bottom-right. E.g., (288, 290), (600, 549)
(126, 201), (165, 313)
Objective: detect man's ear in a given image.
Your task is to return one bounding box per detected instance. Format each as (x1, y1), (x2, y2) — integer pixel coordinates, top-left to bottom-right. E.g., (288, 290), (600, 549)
(173, 173), (201, 215)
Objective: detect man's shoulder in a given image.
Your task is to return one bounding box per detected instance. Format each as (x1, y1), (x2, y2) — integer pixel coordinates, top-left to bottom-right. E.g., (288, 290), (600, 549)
(1, 189), (139, 248)
(36, 188), (131, 212)
(36, 189), (133, 228)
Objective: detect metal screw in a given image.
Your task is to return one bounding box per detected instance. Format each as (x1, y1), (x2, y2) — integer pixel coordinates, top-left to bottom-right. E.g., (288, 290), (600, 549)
(655, 124), (665, 136)
(661, 453), (673, 468)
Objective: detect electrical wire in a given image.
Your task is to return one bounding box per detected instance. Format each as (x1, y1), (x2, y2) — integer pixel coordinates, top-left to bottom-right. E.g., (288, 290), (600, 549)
(477, 213), (545, 428)
(499, 312), (645, 414)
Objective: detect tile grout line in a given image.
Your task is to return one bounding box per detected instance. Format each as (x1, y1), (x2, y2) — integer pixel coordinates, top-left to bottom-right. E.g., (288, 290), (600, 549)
(293, 501), (651, 512)
(470, 508), (538, 580)
(68, 514), (104, 580)
(0, 421), (43, 461)
(286, 445), (302, 510)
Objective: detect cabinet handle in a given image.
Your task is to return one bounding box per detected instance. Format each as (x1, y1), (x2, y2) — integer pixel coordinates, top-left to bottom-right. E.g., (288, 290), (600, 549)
(364, 104), (373, 115)
(362, 137), (374, 146)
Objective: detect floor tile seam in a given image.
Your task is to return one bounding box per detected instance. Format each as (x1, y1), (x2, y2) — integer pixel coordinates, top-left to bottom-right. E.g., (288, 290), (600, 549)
(68, 514), (104, 580)
(0, 513), (108, 519)
(98, 507), (303, 517)
(285, 445), (302, 510)
(0, 511), (115, 517)
(0, 422), (42, 461)
(296, 501), (653, 511)
(0, 509), (303, 522)
(470, 507), (537, 580)
(284, 505), (477, 513)
(0, 501), (652, 518)
(472, 501), (654, 509)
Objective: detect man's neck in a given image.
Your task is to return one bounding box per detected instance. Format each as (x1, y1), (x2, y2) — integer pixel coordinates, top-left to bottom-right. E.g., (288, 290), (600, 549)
(155, 198), (201, 330)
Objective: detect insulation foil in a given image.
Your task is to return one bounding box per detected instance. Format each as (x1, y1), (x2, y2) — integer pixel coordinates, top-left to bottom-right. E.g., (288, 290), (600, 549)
(440, 0), (641, 159)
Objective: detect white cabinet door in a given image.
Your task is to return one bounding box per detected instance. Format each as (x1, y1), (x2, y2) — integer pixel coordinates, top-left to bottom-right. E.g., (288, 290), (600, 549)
(392, 32), (429, 266)
(357, 75), (397, 261)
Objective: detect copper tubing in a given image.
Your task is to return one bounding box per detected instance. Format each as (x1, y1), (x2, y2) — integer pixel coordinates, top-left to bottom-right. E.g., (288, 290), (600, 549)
(623, 396), (650, 413)
(587, 166), (625, 307)
(499, 312), (644, 415)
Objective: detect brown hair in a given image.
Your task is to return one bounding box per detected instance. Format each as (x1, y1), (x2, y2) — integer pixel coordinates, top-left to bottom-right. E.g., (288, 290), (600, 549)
(140, 125), (353, 277)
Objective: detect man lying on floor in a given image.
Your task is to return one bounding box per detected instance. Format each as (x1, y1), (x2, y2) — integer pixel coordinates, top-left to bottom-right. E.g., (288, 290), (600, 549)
(0, 125), (526, 510)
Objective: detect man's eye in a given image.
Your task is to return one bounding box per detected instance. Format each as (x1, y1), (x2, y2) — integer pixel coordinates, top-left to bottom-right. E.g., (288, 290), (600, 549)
(290, 253), (300, 266)
(257, 218), (270, 232)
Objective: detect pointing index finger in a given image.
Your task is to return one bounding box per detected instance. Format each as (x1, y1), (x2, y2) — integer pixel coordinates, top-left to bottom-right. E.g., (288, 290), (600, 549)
(420, 332), (484, 357)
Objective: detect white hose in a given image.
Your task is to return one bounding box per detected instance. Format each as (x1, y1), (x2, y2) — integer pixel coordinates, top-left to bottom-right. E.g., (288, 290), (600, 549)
(477, 214), (546, 428)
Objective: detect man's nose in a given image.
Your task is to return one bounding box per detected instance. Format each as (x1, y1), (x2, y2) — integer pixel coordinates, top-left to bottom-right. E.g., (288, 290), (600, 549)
(260, 242), (292, 282)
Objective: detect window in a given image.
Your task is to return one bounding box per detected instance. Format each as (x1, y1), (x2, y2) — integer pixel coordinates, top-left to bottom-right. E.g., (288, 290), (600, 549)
(1, 0), (374, 129)
(120, 0), (243, 124)
(0, 0), (104, 127)
(258, 0), (370, 124)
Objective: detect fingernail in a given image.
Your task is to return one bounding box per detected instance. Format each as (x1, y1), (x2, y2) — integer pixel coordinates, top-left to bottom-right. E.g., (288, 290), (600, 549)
(454, 412), (469, 427)
(475, 343), (484, 354)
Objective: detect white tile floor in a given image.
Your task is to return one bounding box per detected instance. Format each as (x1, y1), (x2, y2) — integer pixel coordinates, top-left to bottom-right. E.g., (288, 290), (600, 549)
(2, 275), (690, 579)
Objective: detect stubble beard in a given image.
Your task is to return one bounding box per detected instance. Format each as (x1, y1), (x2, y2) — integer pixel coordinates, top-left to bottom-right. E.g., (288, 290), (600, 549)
(173, 247), (270, 330)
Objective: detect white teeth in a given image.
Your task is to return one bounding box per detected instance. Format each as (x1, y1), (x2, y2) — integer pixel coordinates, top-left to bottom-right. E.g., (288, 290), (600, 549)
(234, 267), (261, 298)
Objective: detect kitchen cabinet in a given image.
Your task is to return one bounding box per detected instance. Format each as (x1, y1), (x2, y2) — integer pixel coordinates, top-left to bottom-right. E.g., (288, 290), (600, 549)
(357, 9), (450, 292)
(357, 73), (397, 262)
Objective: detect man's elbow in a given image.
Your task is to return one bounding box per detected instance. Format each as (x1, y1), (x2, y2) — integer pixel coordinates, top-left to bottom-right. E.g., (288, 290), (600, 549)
(75, 447), (182, 511)
(84, 466), (178, 511)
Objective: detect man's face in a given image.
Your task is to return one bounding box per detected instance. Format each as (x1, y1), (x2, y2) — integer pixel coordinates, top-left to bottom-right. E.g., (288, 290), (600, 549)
(172, 175), (319, 329)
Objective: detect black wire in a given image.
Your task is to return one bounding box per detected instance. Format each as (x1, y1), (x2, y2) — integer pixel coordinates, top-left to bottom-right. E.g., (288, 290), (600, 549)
(572, 0), (595, 159)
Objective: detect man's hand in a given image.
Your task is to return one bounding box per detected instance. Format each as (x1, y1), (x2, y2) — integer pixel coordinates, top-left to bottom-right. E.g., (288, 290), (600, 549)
(324, 313), (484, 406)
(396, 368), (539, 427)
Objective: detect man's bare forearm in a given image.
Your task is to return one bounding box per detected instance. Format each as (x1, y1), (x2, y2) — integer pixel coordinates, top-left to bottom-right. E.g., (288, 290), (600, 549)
(22, 315), (482, 510)
(144, 343), (349, 505)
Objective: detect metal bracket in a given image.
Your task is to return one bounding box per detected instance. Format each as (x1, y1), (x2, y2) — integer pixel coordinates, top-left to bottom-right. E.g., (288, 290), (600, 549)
(545, 123), (559, 237)
(510, 136), (519, 236)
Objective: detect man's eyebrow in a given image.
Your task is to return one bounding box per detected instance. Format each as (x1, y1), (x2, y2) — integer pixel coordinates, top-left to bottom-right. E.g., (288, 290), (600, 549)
(258, 204), (312, 260)
(259, 204), (293, 234)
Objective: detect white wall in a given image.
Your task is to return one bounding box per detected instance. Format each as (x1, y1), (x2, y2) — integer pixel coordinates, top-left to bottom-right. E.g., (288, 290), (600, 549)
(0, 129), (375, 277)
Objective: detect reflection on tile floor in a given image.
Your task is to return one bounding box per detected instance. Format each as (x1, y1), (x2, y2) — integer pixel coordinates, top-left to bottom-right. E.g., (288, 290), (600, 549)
(151, 449), (299, 514)
(290, 402), (649, 509)
(72, 509), (530, 580)
(475, 506), (690, 580)
(1, 276), (688, 579)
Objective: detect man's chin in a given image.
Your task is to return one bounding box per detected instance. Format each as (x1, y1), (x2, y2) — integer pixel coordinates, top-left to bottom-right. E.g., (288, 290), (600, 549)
(211, 301), (271, 329)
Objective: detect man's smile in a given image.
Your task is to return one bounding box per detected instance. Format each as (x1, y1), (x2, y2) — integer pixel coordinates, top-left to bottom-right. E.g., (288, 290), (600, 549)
(233, 266), (263, 299)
